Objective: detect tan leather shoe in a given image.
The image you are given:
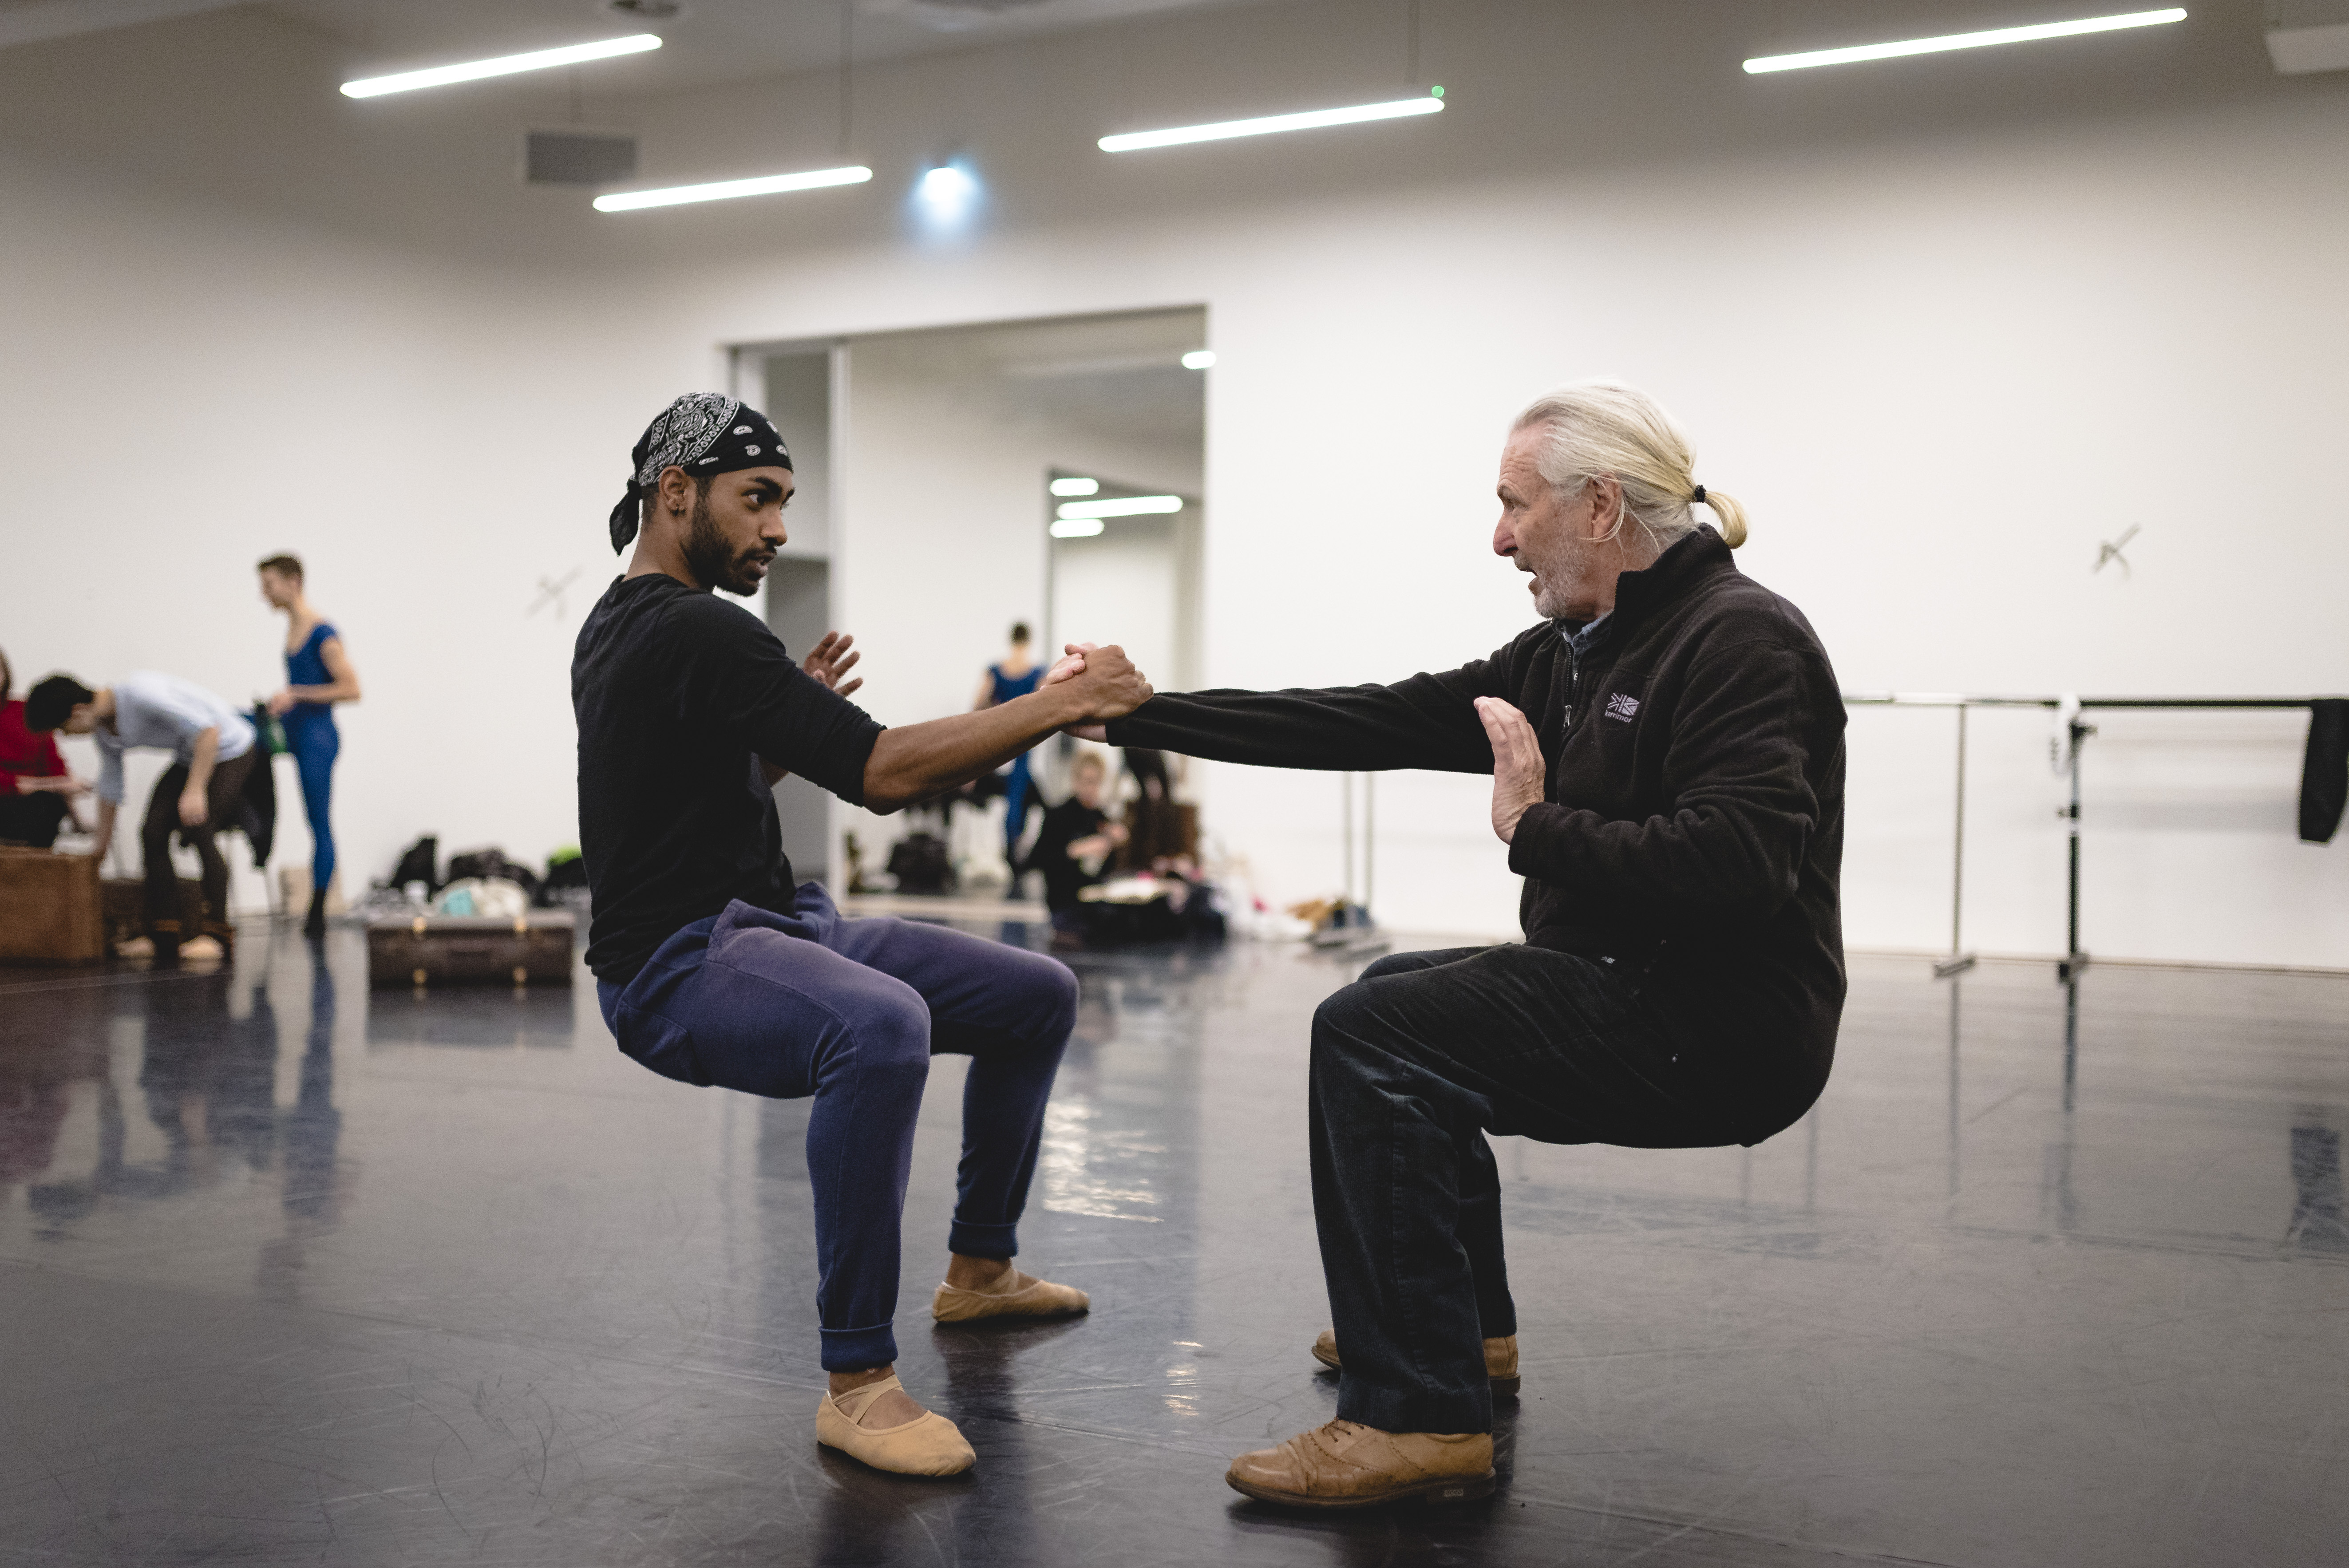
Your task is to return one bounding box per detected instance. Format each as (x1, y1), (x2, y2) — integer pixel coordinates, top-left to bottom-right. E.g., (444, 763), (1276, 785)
(1226, 1419), (1494, 1509)
(932, 1268), (1090, 1323)
(1312, 1328), (1520, 1398)
(815, 1375), (976, 1476)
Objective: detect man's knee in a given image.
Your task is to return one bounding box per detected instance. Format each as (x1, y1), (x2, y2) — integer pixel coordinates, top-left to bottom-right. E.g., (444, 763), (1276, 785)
(995, 949), (1079, 1043)
(1356, 951), (1427, 983)
(839, 987), (932, 1084)
(1312, 978), (1380, 1049)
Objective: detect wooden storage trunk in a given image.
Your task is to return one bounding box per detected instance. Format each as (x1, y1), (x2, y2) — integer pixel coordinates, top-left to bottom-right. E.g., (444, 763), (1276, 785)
(0, 848), (105, 965)
(367, 911), (577, 989)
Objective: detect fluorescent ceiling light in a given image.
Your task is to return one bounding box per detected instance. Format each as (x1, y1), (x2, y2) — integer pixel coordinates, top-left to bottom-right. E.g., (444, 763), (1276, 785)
(1181, 350), (1216, 370)
(1050, 518), (1107, 539)
(1057, 495), (1183, 520)
(594, 166), (873, 212)
(1100, 93), (1443, 153)
(1743, 8), (2185, 73)
(1050, 477), (1100, 497)
(342, 34), (660, 99)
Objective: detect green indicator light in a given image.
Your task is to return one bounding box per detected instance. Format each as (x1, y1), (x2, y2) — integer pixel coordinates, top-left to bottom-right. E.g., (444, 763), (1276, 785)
(1431, 84), (1445, 98)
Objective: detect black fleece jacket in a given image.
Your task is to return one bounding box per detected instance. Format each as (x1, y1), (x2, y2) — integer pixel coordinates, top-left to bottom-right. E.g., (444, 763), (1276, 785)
(1106, 529), (1846, 1123)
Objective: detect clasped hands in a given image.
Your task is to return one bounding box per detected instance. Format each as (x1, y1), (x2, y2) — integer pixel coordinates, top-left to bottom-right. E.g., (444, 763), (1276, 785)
(1041, 642), (1152, 739)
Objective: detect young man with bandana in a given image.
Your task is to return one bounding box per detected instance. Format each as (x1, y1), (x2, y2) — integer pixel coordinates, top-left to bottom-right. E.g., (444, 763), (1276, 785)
(573, 393), (1153, 1478)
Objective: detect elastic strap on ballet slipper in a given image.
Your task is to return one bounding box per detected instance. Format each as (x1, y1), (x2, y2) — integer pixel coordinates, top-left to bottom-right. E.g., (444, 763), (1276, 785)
(829, 1374), (908, 1429)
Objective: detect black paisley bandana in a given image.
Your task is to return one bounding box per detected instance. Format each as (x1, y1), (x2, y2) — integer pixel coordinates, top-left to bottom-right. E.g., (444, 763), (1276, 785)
(609, 393), (793, 553)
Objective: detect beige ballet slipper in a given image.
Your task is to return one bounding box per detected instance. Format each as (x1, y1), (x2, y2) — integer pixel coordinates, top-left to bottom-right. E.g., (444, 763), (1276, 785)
(815, 1375), (976, 1477)
(931, 1268), (1090, 1323)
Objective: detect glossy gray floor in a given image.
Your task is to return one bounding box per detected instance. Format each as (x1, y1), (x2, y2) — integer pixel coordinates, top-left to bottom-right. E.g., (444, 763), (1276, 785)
(3, 924), (2345, 1567)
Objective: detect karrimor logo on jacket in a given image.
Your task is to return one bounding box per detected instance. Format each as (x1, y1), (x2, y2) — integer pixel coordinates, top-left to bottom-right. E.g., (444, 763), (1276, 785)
(1605, 692), (1641, 723)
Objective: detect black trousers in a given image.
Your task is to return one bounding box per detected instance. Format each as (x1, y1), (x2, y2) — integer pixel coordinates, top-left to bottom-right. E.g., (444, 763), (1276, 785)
(0, 790), (69, 848)
(1311, 943), (1752, 1436)
(140, 750), (257, 944)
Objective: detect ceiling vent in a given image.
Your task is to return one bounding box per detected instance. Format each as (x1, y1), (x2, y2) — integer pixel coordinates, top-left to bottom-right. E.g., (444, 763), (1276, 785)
(607, 0), (683, 18)
(2268, 0), (2349, 72)
(524, 129), (639, 187)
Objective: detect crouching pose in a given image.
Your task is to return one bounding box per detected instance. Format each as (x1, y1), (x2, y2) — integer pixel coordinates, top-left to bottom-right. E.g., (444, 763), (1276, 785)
(1088, 382), (1847, 1509)
(575, 394), (1152, 1477)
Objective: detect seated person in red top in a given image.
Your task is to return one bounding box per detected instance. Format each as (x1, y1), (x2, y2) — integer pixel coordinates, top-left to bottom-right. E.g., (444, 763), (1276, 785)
(0, 647), (86, 849)
(1024, 751), (1127, 917)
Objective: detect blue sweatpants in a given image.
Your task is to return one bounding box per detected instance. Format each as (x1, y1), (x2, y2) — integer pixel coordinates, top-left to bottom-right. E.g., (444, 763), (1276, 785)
(281, 708), (339, 891)
(597, 885), (1078, 1371)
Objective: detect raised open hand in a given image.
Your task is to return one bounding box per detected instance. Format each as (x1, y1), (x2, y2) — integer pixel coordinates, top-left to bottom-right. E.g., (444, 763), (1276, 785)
(803, 631), (864, 699)
(1474, 696), (1546, 844)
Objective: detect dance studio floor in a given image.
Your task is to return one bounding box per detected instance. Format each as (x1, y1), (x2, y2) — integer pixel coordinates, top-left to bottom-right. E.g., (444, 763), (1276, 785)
(3, 921), (2345, 1567)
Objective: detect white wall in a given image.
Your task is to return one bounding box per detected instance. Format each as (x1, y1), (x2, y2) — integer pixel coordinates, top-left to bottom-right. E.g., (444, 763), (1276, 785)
(3, 0), (2344, 962)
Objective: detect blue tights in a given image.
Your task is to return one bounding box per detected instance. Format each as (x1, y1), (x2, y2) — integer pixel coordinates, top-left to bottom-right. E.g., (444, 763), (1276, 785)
(598, 885), (1078, 1371)
(283, 711), (339, 890)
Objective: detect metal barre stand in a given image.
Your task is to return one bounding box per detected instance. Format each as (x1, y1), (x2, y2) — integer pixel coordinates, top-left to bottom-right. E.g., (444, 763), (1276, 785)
(1841, 693), (2327, 983)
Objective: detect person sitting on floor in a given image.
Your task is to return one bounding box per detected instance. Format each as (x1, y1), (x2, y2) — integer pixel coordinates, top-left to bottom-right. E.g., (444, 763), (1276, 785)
(1024, 751), (1128, 922)
(26, 671), (260, 963)
(0, 647), (87, 849)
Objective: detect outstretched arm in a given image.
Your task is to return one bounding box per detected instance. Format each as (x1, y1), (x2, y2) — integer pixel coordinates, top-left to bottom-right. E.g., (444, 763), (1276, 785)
(861, 648), (1148, 814)
(1070, 641), (1520, 775)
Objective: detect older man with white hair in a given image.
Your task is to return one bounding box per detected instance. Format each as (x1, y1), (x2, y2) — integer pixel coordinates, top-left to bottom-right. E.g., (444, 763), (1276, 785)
(1085, 381), (1847, 1509)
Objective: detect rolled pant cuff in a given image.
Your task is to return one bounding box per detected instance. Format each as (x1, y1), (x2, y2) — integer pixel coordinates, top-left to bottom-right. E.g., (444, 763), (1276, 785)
(948, 1219), (1018, 1260)
(1336, 1376), (1492, 1437)
(819, 1322), (900, 1374)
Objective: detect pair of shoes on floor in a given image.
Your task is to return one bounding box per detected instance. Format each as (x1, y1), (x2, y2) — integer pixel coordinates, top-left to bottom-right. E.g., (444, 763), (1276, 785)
(1225, 1328), (1517, 1509)
(817, 1269), (1090, 1477)
(1312, 1327), (1521, 1398)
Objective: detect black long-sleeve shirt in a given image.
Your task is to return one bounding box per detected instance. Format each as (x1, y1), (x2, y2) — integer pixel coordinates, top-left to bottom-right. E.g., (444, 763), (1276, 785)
(1107, 529), (1845, 1126)
(573, 574), (883, 984)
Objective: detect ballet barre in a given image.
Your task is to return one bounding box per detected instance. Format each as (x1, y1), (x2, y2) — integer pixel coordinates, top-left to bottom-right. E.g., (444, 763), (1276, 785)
(1841, 693), (2332, 980)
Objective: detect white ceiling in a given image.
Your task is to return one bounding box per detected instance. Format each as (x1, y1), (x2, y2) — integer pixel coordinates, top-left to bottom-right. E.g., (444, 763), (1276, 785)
(0, 0), (1273, 85)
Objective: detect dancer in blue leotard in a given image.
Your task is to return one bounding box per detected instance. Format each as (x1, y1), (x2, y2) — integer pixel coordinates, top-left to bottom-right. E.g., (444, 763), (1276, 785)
(260, 555), (364, 939)
(974, 623), (1043, 860)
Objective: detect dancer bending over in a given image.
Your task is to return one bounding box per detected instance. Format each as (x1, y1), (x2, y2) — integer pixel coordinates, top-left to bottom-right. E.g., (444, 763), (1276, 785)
(28, 669), (261, 963)
(575, 394), (1151, 1478)
(1087, 381), (1847, 1509)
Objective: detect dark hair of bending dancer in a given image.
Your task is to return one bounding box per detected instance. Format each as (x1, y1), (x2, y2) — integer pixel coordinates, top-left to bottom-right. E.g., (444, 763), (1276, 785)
(1074, 379), (1846, 1511)
(573, 393), (1151, 1478)
(258, 553), (363, 939)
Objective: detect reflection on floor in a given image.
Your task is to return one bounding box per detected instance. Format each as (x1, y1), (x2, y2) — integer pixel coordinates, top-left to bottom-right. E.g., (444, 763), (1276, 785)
(2, 926), (2345, 1567)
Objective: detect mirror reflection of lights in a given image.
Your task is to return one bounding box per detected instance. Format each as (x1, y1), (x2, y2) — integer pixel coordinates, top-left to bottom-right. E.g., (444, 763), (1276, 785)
(914, 162), (982, 231)
(1180, 350), (1215, 369)
(1049, 518), (1105, 538)
(1050, 477), (1101, 497)
(1057, 495), (1182, 520)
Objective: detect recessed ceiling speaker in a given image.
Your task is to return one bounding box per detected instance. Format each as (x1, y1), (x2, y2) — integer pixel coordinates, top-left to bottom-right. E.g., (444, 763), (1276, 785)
(2268, 0), (2349, 72)
(525, 129), (640, 186)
